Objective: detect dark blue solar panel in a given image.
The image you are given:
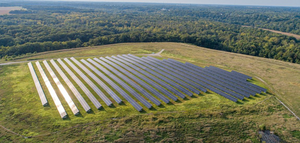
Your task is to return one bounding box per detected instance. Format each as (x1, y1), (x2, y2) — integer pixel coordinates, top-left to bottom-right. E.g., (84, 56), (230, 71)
(128, 56), (206, 93)
(184, 62), (259, 95)
(129, 55), (242, 100)
(68, 58), (113, 107)
(86, 59), (143, 111)
(99, 58), (161, 106)
(121, 55), (196, 96)
(136, 56), (237, 102)
(71, 58), (122, 104)
(137, 57), (207, 92)
(205, 66), (266, 93)
(109, 56), (178, 102)
(165, 59), (252, 98)
(105, 57), (170, 103)
(231, 70), (252, 80)
(114, 55), (186, 99)
(162, 60), (244, 100)
(94, 58), (155, 108)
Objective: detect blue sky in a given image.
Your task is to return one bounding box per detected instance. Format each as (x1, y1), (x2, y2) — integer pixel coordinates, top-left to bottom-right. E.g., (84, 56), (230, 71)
(55, 0), (300, 7)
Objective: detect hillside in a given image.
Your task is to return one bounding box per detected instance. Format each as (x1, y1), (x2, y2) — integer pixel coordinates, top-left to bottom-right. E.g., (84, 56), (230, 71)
(0, 42), (300, 142)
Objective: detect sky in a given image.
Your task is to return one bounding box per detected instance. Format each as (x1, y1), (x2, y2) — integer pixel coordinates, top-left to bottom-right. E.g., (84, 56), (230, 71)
(51, 0), (300, 7)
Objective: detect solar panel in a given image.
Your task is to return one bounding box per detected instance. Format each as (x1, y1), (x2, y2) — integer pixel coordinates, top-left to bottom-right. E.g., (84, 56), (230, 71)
(206, 66), (247, 82)
(64, 58), (112, 107)
(131, 56), (240, 101)
(161, 59), (244, 100)
(108, 57), (178, 102)
(121, 56), (194, 96)
(134, 56), (238, 102)
(68, 58), (113, 106)
(170, 60), (255, 96)
(205, 67), (266, 93)
(166, 60), (256, 95)
(128, 55), (207, 93)
(113, 55), (186, 99)
(231, 70), (252, 80)
(57, 59), (102, 110)
(43, 60), (80, 115)
(96, 58), (160, 107)
(165, 59), (251, 97)
(86, 59), (154, 110)
(122, 55), (201, 95)
(50, 59), (91, 112)
(104, 57), (170, 103)
(165, 59), (255, 97)
(70, 58), (122, 104)
(210, 67), (250, 81)
(92, 58), (153, 109)
(35, 61), (67, 119)
(207, 66), (248, 81)
(27, 62), (48, 106)
(185, 62), (258, 95)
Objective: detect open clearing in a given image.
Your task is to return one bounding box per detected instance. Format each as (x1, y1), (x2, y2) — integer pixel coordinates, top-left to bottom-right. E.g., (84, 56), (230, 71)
(0, 7), (23, 15)
(243, 26), (300, 40)
(0, 42), (300, 142)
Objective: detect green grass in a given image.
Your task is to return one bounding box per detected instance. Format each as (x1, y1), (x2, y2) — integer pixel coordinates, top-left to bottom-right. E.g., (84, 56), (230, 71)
(0, 42), (300, 142)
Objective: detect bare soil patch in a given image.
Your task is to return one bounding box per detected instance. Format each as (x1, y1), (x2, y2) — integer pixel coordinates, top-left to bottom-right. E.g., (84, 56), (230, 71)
(243, 26), (300, 40)
(0, 7), (23, 15)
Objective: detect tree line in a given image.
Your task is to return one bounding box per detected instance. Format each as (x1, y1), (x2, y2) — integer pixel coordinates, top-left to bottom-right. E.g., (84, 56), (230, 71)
(0, 2), (300, 63)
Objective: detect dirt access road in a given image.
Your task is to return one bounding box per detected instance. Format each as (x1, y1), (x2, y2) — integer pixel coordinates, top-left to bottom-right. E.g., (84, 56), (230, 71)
(0, 7), (23, 15)
(243, 26), (300, 40)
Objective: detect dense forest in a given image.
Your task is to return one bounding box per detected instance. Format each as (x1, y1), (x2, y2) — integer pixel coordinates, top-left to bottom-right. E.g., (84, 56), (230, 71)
(0, 1), (300, 63)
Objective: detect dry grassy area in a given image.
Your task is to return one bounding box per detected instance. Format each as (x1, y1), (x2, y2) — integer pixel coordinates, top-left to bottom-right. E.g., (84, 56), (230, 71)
(159, 43), (300, 115)
(2, 42), (300, 115)
(1, 42), (300, 142)
(0, 7), (23, 15)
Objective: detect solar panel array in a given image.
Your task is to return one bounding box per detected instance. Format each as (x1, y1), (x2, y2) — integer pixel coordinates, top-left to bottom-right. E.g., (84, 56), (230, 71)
(28, 54), (266, 118)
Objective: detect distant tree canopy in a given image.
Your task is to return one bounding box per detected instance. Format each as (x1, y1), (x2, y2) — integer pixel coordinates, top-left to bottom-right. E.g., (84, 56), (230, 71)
(0, 2), (300, 63)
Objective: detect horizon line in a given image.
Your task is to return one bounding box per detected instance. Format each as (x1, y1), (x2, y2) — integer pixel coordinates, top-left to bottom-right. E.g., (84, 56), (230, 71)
(4, 0), (300, 8)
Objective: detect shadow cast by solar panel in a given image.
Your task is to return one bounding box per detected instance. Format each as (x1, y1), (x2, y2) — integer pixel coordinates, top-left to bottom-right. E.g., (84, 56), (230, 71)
(62, 115), (71, 120)
(167, 102), (174, 105)
(190, 95), (198, 98)
(183, 97), (190, 101)
(75, 112), (84, 118)
(109, 104), (117, 108)
(197, 92), (205, 96)
(236, 100), (244, 104)
(98, 107), (106, 111)
(241, 98), (250, 103)
(158, 104), (166, 108)
(260, 92), (268, 96)
(247, 96), (255, 100)
(43, 103), (51, 108)
(139, 109), (147, 114)
(175, 100), (183, 103)
(254, 94), (262, 98)
(118, 101), (127, 106)
(149, 107), (157, 111)
(87, 109), (95, 114)
(206, 90), (214, 94)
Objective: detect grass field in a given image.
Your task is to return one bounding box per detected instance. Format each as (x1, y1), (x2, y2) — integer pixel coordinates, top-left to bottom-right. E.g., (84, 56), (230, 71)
(0, 7), (23, 15)
(0, 42), (300, 142)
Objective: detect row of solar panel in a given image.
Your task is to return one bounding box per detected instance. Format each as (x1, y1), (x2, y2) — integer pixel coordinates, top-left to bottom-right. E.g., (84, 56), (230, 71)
(121, 55), (239, 102)
(28, 54), (266, 118)
(123, 54), (266, 102)
(29, 56), (188, 117)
